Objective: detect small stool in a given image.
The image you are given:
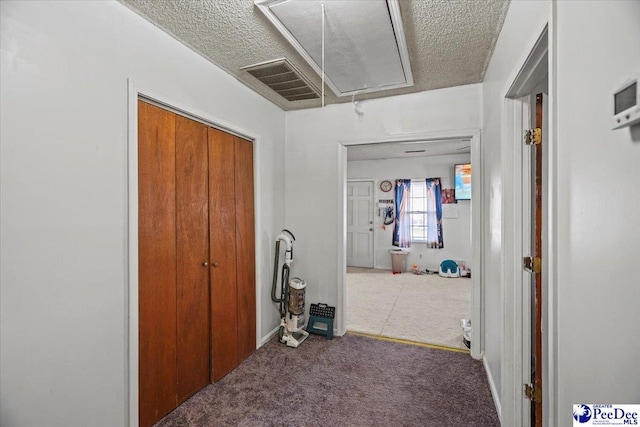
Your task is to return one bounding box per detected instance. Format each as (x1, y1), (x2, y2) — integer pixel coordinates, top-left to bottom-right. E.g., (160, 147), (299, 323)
(306, 303), (335, 340)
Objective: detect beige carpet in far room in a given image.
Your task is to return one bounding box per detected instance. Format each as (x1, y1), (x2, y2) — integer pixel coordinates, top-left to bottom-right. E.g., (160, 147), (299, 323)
(347, 267), (471, 350)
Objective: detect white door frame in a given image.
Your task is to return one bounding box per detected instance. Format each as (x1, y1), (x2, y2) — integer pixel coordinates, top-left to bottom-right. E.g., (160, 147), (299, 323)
(499, 5), (554, 425)
(125, 80), (263, 427)
(346, 179), (375, 268)
(336, 129), (483, 360)
(502, 92), (535, 427)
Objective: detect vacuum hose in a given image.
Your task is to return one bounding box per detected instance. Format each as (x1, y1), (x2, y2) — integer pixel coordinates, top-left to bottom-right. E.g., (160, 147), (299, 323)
(271, 240), (282, 304)
(271, 241), (289, 317)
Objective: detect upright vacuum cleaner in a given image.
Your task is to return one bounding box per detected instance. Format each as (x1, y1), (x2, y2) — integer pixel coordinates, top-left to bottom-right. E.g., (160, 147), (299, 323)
(271, 229), (309, 348)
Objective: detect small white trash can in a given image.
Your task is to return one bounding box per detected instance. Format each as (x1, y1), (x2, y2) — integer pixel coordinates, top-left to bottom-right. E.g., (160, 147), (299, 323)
(389, 249), (409, 273)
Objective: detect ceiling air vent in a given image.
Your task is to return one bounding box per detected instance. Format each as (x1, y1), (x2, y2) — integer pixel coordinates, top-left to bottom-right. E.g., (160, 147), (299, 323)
(240, 58), (320, 102)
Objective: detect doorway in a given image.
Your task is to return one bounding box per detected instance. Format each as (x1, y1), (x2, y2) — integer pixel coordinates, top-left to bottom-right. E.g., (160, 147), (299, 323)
(346, 180), (375, 268)
(127, 83), (261, 427)
(337, 129), (483, 358)
(136, 100), (256, 426)
(346, 156), (472, 350)
(525, 91), (547, 427)
(501, 23), (549, 427)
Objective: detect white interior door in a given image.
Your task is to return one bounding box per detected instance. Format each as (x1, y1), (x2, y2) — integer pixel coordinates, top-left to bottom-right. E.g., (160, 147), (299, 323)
(346, 181), (374, 268)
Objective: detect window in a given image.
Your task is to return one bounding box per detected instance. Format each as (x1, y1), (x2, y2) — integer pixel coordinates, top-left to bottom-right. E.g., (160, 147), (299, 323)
(393, 178), (443, 249)
(408, 180), (429, 242)
(408, 179), (443, 247)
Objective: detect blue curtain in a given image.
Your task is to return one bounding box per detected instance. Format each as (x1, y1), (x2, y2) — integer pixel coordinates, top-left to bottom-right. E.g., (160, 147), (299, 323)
(393, 179), (411, 247)
(426, 178), (444, 248)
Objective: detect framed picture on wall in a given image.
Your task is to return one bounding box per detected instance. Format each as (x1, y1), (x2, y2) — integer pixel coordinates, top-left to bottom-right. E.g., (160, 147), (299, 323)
(442, 188), (456, 204)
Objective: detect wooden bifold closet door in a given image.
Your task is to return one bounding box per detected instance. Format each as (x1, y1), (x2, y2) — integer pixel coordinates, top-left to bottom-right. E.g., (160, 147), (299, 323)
(234, 137), (256, 363)
(175, 115), (209, 402)
(138, 101), (178, 427)
(208, 128), (238, 382)
(138, 100), (255, 427)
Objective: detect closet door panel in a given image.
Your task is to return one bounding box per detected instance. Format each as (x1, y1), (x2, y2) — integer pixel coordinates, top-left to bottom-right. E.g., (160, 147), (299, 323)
(138, 100), (177, 427)
(234, 137), (256, 363)
(175, 115), (210, 403)
(208, 128), (238, 381)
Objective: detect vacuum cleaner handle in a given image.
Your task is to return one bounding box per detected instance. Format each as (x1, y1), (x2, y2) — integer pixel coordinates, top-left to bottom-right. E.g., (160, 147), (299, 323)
(281, 229), (295, 241)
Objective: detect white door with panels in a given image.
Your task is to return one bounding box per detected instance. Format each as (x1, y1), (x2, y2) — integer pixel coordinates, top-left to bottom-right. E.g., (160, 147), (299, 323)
(346, 181), (374, 268)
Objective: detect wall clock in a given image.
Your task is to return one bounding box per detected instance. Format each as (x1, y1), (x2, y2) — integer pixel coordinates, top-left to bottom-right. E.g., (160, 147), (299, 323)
(380, 180), (392, 192)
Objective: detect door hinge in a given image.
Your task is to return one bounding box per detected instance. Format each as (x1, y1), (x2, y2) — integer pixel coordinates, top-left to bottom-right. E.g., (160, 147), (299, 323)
(524, 128), (542, 145)
(524, 383), (542, 402)
(524, 256), (542, 273)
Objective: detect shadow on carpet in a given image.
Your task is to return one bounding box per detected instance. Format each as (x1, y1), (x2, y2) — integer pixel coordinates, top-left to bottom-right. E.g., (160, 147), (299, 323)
(156, 334), (499, 427)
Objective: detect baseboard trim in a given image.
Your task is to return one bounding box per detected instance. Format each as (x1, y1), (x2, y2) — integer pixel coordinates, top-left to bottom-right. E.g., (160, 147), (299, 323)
(260, 325), (280, 346)
(483, 357), (502, 423)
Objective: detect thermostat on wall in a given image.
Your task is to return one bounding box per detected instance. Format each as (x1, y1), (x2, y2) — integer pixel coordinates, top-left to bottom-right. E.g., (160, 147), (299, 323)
(612, 76), (640, 129)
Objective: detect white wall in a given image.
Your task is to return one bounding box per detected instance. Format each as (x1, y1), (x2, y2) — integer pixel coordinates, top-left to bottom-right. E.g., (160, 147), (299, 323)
(285, 84), (481, 325)
(554, 1), (640, 423)
(484, 0), (640, 424)
(481, 0), (550, 413)
(347, 154), (472, 271)
(0, 2), (285, 426)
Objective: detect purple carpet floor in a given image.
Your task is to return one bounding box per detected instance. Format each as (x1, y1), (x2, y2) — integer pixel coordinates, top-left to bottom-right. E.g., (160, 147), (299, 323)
(155, 333), (500, 426)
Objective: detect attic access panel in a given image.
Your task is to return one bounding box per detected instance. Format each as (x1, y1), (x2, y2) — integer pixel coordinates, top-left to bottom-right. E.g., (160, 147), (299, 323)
(255, 0), (413, 97)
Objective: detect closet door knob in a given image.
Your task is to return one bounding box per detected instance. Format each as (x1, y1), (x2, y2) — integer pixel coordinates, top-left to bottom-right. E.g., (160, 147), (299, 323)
(202, 262), (209, 267)
(212, 262), (219, 267)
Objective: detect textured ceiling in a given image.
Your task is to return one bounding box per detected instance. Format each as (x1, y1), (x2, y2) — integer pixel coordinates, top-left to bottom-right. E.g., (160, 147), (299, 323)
(119, 0), (510, 111)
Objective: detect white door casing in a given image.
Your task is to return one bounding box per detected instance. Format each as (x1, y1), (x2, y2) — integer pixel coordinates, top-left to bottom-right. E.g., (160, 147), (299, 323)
(127, 80), (263, 427)
(346, 180), (374, 268)
(500, 12), (550, 426)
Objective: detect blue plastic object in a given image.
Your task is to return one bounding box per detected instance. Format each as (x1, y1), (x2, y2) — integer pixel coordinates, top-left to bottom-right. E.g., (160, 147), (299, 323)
(439, 259), (459, 277)
(306, 316), (334, 340)
(306, 303), (335, 340)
